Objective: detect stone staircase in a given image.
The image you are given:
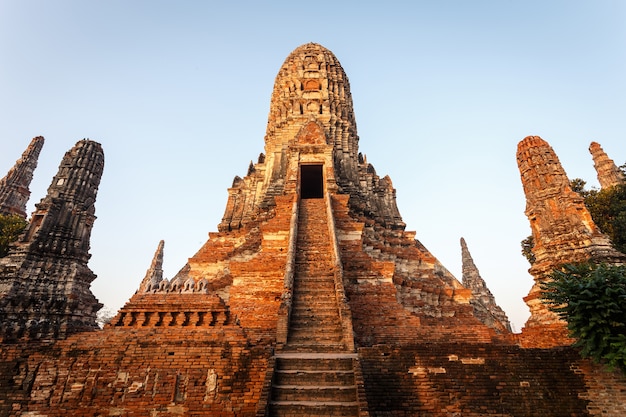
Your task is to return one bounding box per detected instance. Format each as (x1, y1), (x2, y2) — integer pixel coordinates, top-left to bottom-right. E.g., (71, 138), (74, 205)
(268, 197), (359, 416)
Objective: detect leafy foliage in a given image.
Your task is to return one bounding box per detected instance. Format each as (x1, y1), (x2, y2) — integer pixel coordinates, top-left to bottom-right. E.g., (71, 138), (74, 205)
(0, 213), (27, 257)
(541, 263), (626, 373)
(570, 178), (590, 196)
(583, 183), (626, 254)
(521, 235), (535, 265)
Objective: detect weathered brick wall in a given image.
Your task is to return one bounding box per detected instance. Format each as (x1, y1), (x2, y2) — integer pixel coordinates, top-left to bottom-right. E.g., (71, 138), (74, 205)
(1, 327), (270, 417)
(331, 194), (500, 346)
(576, 359), (626, 416)
(359, 343), (596, 417)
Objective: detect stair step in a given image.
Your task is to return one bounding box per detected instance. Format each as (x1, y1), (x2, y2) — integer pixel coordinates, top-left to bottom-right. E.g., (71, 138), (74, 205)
(289, 317), (341, 326)
(274, 370), (355, 385)
(288, 335), (344, 345)
(281, 343), (347, 353)
(291, 290), (336, 297)
(269, 401), (358, 417)
(288, 329), (343, 338)
(271, 385), (357, 402)
(289, 317), (340, 325)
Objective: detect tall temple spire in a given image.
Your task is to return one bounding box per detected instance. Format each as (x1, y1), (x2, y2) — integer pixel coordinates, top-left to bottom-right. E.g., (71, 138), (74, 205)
(265, 43), (359, 187)
(219, 43), (403, 232)
(139, 240), (165, 292)
(589, 141), (624, 189)
(460, 237), (510, 332)
(0, 136), (44, 218)
(516, 136), (626, 345)
(0, 139), (104, 341)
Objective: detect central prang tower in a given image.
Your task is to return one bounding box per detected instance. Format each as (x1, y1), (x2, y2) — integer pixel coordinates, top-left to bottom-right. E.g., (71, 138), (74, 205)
(219, 43), (404, 233)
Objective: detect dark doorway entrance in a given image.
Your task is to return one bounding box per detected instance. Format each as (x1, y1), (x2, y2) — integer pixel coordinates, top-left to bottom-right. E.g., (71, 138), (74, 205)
(300, 165), (323, 199)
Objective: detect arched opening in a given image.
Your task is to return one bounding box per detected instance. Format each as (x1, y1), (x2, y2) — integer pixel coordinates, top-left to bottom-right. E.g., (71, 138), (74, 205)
(300, 165), (323, 199)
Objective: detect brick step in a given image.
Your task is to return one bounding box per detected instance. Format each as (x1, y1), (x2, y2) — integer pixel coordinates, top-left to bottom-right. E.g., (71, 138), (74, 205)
(290, 313), (339, 322)
(292, 283), (335, 289)
(282, 343), (347, 353)
(274, 355), (356, 368)
(290, 304), (337, 313)
(290, 305), (339, 318)
(291, 296), (337, 304)
(271, 385), (357, 402)
(289, 312), (341, 321)
(287, 334), (344, 346)
(294, 257), (333, 264)
(289, 314), (341, 325)
(291, 298), (337, 307)
(269, 401), (358, 417)
(291, 303), (336, 312)
(292, 285), (335, 293)
(274, 369), (355, 386)
(292, 277), (335, 285)
(292, 304), (338, 312)
(287, 326), (343, 337)
(294, 262), (333, 268)
(288, 326), (343, 337)
(294, 282), (335, 294)
(293, 273), (334, 279)
(292, 268), (334, 275)
(289, 316), (341, 328)
(291, 290), (336, 297)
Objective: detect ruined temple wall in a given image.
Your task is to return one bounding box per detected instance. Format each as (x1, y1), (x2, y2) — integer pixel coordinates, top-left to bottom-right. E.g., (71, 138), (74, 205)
(0, 328), (270, 417)
(359, 343), (626, 417)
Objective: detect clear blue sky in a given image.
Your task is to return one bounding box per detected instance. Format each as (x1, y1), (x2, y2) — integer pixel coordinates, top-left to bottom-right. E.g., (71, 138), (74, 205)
(1, 1), (625, 331)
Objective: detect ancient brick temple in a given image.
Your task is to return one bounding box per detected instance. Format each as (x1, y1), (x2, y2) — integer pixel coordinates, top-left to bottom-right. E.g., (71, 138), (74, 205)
(1, 43), (625, 416)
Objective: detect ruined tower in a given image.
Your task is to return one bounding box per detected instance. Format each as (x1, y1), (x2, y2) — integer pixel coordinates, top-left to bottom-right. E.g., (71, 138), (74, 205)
(589, 141), (625, 189)
(138, 240), (165, 292)
(460, 237), (511, 332)
(0, 136), (44, 218)
(516, 136), (626, 346)
(0, 139), (104, 341)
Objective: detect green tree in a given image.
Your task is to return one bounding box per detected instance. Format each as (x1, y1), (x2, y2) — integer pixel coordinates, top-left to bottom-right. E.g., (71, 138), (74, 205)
(583, 183), (626, 254)
(0, 213), (27, 257)
(570, 178), (589, 195)
(541, 263), (626, 373)
(521, 235), (535, 265)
